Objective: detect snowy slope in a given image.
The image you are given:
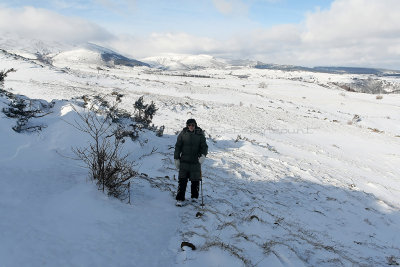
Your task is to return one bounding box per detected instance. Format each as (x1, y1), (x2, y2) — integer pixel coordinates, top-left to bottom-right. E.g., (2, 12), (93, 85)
(52, 43), (149, 69)
(52, 48), (103, 67)
(142, 54), (228, 70)
(1, 46), (400, 267)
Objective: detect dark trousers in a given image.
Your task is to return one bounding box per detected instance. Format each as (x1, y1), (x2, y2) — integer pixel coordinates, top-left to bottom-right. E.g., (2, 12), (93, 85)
(176, 169), (200, 201)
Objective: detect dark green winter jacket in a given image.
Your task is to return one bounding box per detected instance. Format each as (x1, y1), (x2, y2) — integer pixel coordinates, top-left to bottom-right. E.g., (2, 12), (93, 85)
(174, 126), (208, 172)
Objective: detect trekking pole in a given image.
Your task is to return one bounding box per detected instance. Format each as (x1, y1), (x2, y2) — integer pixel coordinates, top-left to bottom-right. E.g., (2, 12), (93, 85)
(200, 180), (204, 207)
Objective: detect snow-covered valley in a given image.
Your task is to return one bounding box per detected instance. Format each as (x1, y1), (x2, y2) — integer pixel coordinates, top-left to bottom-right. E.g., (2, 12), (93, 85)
(1, 45), (400, 267)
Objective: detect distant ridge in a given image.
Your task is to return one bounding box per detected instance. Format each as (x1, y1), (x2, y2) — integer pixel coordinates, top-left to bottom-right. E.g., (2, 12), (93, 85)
(254, 62), (400, 77)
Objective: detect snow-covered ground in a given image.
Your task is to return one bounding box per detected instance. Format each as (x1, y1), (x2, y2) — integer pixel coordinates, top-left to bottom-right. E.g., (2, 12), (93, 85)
(1, 45), (400, 267)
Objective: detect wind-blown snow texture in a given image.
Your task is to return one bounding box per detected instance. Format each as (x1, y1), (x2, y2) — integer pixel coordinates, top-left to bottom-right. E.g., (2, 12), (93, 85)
(1, 44), (400, 267)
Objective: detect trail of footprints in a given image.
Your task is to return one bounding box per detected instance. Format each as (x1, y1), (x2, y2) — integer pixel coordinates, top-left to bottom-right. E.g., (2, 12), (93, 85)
(140, 140), (397, 266)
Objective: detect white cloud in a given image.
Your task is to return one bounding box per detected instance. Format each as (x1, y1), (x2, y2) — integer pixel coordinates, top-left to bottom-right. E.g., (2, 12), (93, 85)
(212, 0), (249, 16)
(212, 0), (234, 14)
(255, 0), (282, 3)
(302, 0), (400, 43)
(50, 0), (90, 10)
(0, 6), (113, 43)
(93, 0), (138, 16)
(105, 33), (222, 59)
(298, 0), (400, 68)
(211, 0), (281, 15)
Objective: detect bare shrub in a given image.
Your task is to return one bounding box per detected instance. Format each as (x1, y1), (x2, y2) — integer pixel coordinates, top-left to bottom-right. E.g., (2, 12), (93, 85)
(70, 99), (137, 202)
(78, 94), (164, 142)
(387, 255), (399, 266)
(155, 125), (165, 137)
(133, 95), (157, 127)
(351, 114), (361, 124)
(111, 91), (124, 102)
(368, 127), (384, 134)
(258, 82), (268, 88)
(2, 96), (52, 132)
(0, 68), (16, 82)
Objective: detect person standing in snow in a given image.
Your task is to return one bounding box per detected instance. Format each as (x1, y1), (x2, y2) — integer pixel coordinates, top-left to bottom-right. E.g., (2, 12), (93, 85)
(174, 119), (208, 206)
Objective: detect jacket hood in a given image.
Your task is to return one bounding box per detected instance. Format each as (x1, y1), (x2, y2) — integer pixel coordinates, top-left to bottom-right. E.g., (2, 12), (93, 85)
(186, 118), (197, 127)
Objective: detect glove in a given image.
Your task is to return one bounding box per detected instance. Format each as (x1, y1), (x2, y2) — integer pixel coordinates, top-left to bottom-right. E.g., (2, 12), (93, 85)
(174, 159), (180, 169)
(198, 155), (206, 164)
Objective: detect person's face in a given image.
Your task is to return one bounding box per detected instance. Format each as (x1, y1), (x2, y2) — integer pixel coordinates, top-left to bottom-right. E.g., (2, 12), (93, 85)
(187, 123), (195, 131)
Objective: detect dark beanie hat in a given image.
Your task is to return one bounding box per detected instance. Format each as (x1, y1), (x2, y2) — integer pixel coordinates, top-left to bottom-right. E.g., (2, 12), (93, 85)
(186, 118), (197, 126)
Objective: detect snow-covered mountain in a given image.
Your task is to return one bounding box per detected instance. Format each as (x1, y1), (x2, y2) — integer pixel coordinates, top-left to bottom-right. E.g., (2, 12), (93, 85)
(0, 34), (148, 70)
(142, 54), (228, 70)
(1, 40), (400, 267)
(52, 43), (149, 69)
(0, 32), (79, 60)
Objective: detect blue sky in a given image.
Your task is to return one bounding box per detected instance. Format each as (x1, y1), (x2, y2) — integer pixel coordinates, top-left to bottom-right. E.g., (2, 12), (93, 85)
(1, 0), (400, 69)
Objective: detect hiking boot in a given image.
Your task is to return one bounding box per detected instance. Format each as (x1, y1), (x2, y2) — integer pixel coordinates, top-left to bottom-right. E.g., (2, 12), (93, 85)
(176, 201), (184, 207)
